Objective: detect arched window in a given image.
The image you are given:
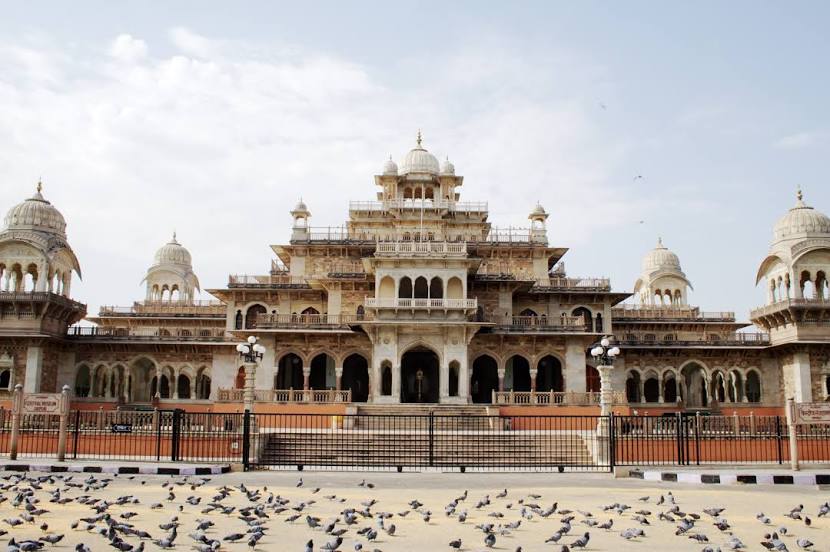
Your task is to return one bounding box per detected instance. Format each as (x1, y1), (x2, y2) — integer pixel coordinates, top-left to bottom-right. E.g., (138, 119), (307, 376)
(745, 371), (761, 403)
(235, 366), (245, 389)
(177, 374), (191, 399)
(429, 277), (443, 299)
(536, 355), (563, 392)
(399, 277), (412, 298)
(625, 372), (641, 403)
(595, 313), (603, 333)
(381, 361), (392, 396)
(301, 306), (320, 316)
(379, 276), (395, 298)
(448, 361), (459, 397)
(447, 277), (463, 299)
(356, 305), (365, 320)
(585, 365), (600, 393)
(414, 277), (428, 299)
(643, 376), (659, 402)
(235, 310), (243, 330)
(245, 304), (267, 329)
(572, 307), (593, 332)
(75, 365), (91, 397)
(0, 369), (10, 390)
(801, 270), (813, 299)
(663, 375), (678, 402)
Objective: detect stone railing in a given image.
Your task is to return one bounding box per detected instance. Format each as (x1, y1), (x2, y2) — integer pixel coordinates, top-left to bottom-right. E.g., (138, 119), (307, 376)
(493, 315), (588, 332)
(349, 199), (488, 213)
(492, 390), (625, 405)
(750, 297), (830, 318)
(365, 297), (478, 309)
(478, 227), (547, 244)
(99, 301), (226, 317)
(216, 388), (351, 403)
(66, 326), (227, 341)
(611, 305), (735, 321)
(228, 274), (310, 288)
(533, 277), (611, 291)
(618, 332), (770, 346)
(255, 313), (361, 329)
(375, 241), (467, 257)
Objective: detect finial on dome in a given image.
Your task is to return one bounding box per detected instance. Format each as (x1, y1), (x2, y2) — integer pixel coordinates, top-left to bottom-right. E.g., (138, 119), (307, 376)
(172, 230), (177, 242)
(416, 129), (422, 147)
(657, 236), (663, 247)
(37, 180), (42, 194)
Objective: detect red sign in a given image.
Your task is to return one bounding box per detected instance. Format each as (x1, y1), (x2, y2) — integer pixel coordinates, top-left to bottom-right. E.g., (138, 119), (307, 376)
(22, 394), (62, 414)
(795, 402), (830, 425)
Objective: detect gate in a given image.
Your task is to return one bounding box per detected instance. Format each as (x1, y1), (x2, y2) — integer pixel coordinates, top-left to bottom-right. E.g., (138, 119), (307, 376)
(242, 412), (612, 472)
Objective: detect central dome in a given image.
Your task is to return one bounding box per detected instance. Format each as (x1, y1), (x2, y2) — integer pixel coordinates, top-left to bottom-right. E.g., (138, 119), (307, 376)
(642, 237), (681, 273)
(153, 233), (192, 266)
(772, 190), (830, 242)
(399, 132), (440, 175)
(3, 183), (67, 237)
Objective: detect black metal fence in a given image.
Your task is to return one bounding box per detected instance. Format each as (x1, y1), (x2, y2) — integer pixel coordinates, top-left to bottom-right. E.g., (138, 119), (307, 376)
(1, 410), (829, 471)
(245, 413), (608, 472)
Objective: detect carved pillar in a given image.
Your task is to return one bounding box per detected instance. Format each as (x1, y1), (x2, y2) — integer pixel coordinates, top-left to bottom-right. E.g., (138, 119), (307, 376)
(302, 366), (311, 391)
(638, 379), (645, 404)
(658, 373), (664, 404)
(497, 368), (506, 392)
(335, 366), (343, 391)
(172, 368), (179, 399)
(392, 365), (401, 402)
(530, 369), (538, 392)
(439, 360), (449, 402)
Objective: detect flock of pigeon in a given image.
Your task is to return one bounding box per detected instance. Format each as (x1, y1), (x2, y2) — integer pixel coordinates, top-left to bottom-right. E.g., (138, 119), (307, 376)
(0, 471), (827, 551)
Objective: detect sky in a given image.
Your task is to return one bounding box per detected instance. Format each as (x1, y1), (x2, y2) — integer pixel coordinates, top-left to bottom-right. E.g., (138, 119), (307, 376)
(0, 1), (828, 319)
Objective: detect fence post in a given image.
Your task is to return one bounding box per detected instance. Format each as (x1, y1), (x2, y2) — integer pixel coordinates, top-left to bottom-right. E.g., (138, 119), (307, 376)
(775, 415), (784, 465)
(171, 409), (182, 462)
(785, 398), (799, 471)
(428, 412), (434, 468)
(72, 410), (81, 460)
(694, 412), (701, 466)
(9, 384), (23, 460)
(609, 412), (616, 471)
(154, 408), (161, 461)
(674, 412), (683, 466)
(242, 409), (251, 471)
(56, 385), (70, 461)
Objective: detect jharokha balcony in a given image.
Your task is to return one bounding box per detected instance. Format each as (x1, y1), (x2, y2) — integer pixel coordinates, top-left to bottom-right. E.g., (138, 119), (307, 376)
(253, 313), (362, 330)
(611, 304), (736, 321)
(532, 277), (612, 292)
(364, 297), (478, 310)
(374, 241), (467, 257)
(98, 300), (226, 317)
(228, 274), (311, 289)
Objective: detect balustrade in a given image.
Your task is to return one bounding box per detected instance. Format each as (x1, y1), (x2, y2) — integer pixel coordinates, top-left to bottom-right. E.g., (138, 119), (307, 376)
(365, 297), (477, 309)
(492, 390), (625, 405)
(217, 388), (351, 403)
(255, 313), (360, 328)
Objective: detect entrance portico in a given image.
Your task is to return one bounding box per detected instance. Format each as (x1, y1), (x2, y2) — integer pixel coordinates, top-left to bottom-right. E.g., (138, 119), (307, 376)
(400, 347), (439, 403)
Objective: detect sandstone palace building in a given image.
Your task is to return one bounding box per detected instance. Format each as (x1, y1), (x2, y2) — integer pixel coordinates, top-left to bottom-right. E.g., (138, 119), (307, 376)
(1, 135), (829, 415)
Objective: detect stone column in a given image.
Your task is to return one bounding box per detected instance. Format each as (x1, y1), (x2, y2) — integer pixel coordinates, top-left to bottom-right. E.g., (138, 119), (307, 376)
(596, 365), (614, 465)
(23, 345), (43, 393)
(497, 368), (506, 392)
(243, 361), (257, 412)
(784, 352), (813, 403)
(530, 369), (538, 392)
(335, 366), (343, 391)
(658, 373), (664, 403)
(172, 368), (179, 400)
(439, 360), (449, 402)
(392, 364), (401, 402)
(302, 367), (311, 391)
(638, 379), (645, 404)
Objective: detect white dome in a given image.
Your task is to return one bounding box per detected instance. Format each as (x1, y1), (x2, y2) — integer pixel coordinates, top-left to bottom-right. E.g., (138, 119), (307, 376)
(772, 190), (830, 242)
(292, 199), (309, 213)
(153, 233), (192, 266)
(3, 183), (67, 237)
(383, 156), (398, 176)
(399, 132), (440, 175)
(642, 237), (682, 273)
(440, 156), (455, 175)
(530, 203), (547, 217)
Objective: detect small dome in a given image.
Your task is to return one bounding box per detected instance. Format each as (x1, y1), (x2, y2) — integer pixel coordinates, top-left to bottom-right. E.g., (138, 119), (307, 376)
(772, 189), (830, 242)
(440, 156), (455, 175)
(382, 156), (398, 176)
(293, 199), (309, 213)
(399, 131), (440, 175)
(530, 203), (548, 218)
(3, 182), (67, 237)
(153, 233), (192, 266)
(642, 237), (681, 273)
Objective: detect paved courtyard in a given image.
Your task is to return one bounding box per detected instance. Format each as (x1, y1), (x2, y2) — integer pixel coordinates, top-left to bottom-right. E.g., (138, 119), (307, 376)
(0, 469), (828, 551)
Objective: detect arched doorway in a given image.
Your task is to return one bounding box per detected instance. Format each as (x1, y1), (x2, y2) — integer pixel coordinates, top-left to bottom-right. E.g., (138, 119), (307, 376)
(625, 371), (641, 403)
(643, 376), (659, 402)
(572, 307), (594, 332)
(380, 361), (392, 396)
(342, 354), (369, 402)
(586, 364), (600, 393)
(131, 358), (156, 402)
(471, 355), (499, 404)
(448, 361), (459, 397)
(400, 347), (439, 403)
(309, 353), (334, 390)
(245, 304), (267, 329)
(276, 353), (303, 389)
(235, 366), (245, 389)
(505, 355), (531, 392)
(681, 362), (708, 407)
(536, 355), (563, 392)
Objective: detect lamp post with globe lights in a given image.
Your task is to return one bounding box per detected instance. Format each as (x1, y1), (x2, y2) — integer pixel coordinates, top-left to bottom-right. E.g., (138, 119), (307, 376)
(590, 336), (620, 418)
(237, 336), (266, 412)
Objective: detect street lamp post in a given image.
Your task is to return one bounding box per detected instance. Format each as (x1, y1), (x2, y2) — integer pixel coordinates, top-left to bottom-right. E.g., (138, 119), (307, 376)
(590, 336), (621, 418)
(236, 336), (265, 413)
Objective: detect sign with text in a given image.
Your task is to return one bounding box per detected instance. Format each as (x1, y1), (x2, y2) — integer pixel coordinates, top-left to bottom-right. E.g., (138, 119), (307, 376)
(22, 393), (62, 414)
(111, 423), (133, 434)
(794, 402), (830, 425)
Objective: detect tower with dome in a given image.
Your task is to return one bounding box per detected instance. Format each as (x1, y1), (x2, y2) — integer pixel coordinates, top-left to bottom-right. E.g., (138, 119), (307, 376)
(0, 135), (828, 417)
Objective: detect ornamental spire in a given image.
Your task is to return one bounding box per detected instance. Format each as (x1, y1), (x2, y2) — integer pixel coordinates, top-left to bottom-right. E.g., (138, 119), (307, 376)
(416, 129), (422, 147)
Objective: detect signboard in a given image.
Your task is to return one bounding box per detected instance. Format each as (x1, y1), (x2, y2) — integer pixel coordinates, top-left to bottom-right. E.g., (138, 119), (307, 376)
(22, 394), (62, 414)
(794, 402), (830, 425)
(111, 423), (133, 434)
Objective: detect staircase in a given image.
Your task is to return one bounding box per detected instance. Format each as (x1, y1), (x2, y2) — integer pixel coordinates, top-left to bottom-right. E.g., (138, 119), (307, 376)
(255, 404), (597, 468)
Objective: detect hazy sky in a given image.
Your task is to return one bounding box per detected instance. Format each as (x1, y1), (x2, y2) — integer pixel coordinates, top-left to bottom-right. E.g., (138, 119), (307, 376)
(1, 1), (828, 319)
